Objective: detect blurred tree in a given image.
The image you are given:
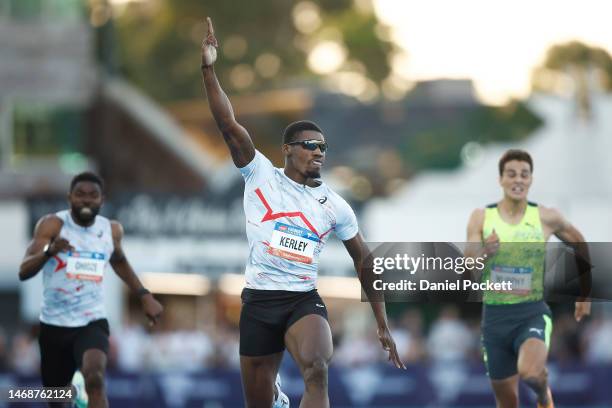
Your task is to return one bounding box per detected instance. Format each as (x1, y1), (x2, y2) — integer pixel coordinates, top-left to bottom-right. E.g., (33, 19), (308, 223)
(531, 41), (612, 120)
(105, 0), (393, 101)
(402, 101), (542, 171)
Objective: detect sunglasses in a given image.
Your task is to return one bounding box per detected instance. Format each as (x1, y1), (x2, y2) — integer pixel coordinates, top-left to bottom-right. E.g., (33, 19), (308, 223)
(286, 139), (328, 153)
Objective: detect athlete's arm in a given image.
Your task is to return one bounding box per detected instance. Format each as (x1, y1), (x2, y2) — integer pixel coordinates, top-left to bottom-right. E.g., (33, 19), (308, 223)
(19, 215), (72, 281)
(464, 209), (498, 278)
(541, 207), (592, 321)
(110, 221), (164, 325)
(465, 208), (485, 259)
(200, 17), (255, 168)
(343, 233), (406, 369)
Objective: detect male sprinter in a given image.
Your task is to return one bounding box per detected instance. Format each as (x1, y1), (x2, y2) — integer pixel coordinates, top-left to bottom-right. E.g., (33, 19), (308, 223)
(19, 172), (164, 408)
(466, 149), (591, 408)
(201, 17), (404, 408)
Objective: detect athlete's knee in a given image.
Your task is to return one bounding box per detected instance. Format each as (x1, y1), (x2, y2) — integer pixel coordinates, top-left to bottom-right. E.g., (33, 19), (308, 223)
(302, 357), (329, 389)
(520, 366), (547, 395)
(83, 369), (105, 394)
(519, 365), (547, 383)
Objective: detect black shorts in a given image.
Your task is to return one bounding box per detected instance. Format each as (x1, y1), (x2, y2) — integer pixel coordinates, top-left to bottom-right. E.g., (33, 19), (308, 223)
(239, 288), (328, 356)
(38, 319), (110, 387)
(481, 301), (553, 380)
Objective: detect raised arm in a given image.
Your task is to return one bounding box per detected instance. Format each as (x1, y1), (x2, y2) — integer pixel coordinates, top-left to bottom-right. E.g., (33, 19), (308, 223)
(19, 215), (71, 281)
(200, 17), (255, 167)
(343, 233), (406, 369)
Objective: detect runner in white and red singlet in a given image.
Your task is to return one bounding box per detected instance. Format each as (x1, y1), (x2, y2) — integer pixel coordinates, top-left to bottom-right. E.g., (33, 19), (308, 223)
(201, 17), (405, 408)
(19, 172), (163, 408)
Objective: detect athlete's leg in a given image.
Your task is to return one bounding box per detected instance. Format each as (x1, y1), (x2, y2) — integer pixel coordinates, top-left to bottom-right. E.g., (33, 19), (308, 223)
(284, 314), (333, 408)
(490, 375), (519, 408)
(39, 323), (76, 408)
(81, 349), (108, 408)
(518, 338), (552, 406)
(240, 352), (284, 408)
(73, 319), (110, 408)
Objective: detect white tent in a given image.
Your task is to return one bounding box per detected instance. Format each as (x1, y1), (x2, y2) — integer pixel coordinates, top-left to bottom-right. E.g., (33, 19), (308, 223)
(363, 94), (612, 242)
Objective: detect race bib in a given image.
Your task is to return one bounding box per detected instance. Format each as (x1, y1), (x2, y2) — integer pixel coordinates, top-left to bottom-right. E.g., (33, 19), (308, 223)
(490, 265), (532, 295)
(66, 251), (106, 282)
(267, 222), (320, 264)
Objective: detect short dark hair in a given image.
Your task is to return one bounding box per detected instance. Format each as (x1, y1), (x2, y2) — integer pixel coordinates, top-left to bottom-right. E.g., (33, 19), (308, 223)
(282, 120), (323, 144)
(498, 149), (533, 175)
(70, 171), (104, 192)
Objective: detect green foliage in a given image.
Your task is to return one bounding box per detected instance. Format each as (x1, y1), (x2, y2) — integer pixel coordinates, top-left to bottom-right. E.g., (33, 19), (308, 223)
(332, 11), (391, 82)
(402, 101), (543, 171)
(533, 41), (612, 92)
(107, 0), (393, 101)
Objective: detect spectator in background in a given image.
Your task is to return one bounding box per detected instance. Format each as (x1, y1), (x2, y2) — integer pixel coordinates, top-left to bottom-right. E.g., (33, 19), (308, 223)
(550, 313), (585, 363)
(115, 320), (149, 373)
(583, 315), (612, 363)
(335, 330), (382, 367)
(394, 310), (427, 363)
(334, 306), (384, 366)
(10, 330), (39, 375)
(148, 329), (213, 372)
(209, 325), (240, 369)
(0, 327), (9, 371)
(427, 305), (474, 363)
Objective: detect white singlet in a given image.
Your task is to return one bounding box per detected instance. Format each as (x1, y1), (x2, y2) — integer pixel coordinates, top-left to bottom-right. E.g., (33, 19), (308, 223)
(39, 210), (114, 327)
(240, 150), (358, 291)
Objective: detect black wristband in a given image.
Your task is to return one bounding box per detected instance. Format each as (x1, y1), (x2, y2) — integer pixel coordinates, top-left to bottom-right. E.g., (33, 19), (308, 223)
(137, 288), (151, 297)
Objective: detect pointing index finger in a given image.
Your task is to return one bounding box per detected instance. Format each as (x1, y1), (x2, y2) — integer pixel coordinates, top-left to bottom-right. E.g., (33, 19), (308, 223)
(206, 17), (214, 36)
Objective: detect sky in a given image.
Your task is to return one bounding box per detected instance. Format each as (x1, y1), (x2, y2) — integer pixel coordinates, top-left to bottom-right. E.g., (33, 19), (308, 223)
(373, 0), (612, 104)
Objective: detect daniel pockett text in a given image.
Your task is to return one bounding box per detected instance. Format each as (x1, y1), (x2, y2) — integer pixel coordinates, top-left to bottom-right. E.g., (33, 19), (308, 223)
(369, 253), (513, 295)
(360, 242), (602, 303)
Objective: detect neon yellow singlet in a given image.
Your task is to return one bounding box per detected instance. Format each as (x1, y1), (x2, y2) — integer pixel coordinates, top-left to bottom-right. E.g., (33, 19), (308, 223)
(482, 202), (546, 305)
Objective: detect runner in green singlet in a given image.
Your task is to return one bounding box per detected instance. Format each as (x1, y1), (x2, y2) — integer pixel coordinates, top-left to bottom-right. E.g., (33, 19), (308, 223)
(465, 149), (591, 408)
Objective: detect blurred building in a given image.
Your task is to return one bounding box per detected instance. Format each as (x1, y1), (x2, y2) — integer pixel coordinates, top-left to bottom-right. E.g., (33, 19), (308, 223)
(364, 94), (612, 242)
(0, 0), (223, 329)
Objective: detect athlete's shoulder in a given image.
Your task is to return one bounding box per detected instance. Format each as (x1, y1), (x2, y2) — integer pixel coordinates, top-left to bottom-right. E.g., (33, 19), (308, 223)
(322, 186), (358, 239)
(35, 213), (64, 234)
(469, 207), (486, 221)
(322, 185), (353, 209)
(239, 149), (275, 181)
(467, 208), (485, 231)
(538, 205), (564, 226)
(109, 220), (124, 239)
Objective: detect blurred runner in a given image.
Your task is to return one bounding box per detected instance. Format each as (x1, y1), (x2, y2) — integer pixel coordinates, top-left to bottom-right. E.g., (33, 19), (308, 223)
(466, 149), (591, 408)
(201, 17), (405, 408)
(19, 172), (163, 408)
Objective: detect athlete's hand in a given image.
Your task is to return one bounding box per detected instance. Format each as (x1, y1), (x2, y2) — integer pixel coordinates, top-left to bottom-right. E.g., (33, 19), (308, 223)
(483, 229), (500, 258)
(201, 17), (218, 67)
(48, 238), (75, 256)
(377, 325), (406, 369)
(574, 300), (591, 322)
(141, 294), (163, 327)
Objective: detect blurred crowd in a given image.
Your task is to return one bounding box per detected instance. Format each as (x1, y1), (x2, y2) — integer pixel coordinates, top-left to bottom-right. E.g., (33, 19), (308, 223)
(3, 304), (612, 375)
